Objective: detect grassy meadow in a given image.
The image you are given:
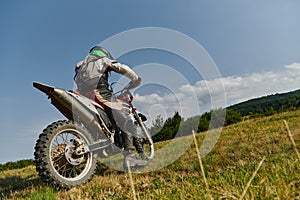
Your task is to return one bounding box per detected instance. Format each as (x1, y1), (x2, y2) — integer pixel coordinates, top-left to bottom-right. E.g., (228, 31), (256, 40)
(0, 110), (299, 199)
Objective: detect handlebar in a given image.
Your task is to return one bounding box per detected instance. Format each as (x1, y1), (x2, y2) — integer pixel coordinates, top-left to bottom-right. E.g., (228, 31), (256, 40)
(111, 77), (141, 95)
(111, 81), (133, 94)
(113, 86), (130, 95)
(113, 86), (133, 103)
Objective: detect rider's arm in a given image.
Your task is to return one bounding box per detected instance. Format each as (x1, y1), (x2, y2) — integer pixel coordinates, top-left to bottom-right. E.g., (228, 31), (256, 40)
(102, 57), (141, 87)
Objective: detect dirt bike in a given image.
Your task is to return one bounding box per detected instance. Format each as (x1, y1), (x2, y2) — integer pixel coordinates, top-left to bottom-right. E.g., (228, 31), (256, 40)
(33, 82), (154, 188)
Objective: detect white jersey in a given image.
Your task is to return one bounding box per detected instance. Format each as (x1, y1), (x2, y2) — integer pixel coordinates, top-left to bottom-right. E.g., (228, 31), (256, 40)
(74, 56), (138, 93)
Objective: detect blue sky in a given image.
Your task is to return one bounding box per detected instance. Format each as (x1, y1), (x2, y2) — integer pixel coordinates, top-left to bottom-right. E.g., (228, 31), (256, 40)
(1, 0), (300, 164)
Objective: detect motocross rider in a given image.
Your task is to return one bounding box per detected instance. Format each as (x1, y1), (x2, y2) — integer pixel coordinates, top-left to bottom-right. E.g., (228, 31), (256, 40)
(74, 46), (147, 169)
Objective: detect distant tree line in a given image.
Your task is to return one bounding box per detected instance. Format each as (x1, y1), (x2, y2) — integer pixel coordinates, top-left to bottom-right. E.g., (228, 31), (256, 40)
(228, 89), (300, 117)
(150, 89), (300, 142)
(150, 108), (242, 142)
(0, 159), (34, 172)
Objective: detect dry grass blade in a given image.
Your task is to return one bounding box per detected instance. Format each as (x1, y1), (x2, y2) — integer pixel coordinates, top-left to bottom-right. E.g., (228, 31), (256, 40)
(239, 156), (266, 200)
(192, 130), (214, 200)
(127, 161), (137, 200)
(284, 120), (300, 160)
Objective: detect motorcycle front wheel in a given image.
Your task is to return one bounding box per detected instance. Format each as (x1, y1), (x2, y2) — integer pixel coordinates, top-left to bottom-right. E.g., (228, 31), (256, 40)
(135, 122), (155, 160)
(34, 120), (98, 188)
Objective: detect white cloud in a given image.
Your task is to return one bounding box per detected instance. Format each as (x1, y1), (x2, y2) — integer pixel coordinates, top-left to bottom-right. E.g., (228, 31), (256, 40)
(285, 63), (300, 70)
(134, 63), (300, 121)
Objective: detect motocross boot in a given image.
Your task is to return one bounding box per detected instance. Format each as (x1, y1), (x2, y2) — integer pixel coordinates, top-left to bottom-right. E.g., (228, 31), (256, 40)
(123, 133), (147, 169)
(123, 149), (148, 170)
(121, 119), (147, 169)
(133, 136), (147, 160)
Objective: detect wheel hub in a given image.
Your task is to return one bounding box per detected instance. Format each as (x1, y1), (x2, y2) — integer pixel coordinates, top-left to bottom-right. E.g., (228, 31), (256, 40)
(64, 140), (84, 166)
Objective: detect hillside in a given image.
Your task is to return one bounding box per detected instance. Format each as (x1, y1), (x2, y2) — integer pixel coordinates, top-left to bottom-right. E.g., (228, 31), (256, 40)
(228, 89), (300, 116)
(1, 110), (299, 199)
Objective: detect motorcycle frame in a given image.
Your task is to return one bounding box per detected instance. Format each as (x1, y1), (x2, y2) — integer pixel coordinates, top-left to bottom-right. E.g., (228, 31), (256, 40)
(33, 82), (154, 159)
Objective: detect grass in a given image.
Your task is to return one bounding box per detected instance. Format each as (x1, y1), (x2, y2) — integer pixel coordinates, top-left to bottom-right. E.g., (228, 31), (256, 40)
(0, 110), (299, 199)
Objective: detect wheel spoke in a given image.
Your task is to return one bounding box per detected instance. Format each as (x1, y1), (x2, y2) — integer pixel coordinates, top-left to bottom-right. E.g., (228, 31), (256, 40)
(70, 166), (78, 178)
(61, 133), (68, 144)
(52, 153), (64, 163)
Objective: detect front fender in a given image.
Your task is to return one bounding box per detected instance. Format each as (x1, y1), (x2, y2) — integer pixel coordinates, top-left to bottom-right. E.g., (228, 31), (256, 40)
(137, 112), (147, 122)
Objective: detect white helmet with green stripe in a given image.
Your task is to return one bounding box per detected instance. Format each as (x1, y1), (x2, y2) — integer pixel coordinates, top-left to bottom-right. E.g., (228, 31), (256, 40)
(89, 46), (114, 60)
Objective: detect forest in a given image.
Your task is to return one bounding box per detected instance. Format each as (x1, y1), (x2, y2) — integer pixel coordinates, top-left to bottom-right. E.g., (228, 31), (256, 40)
(228, 89), (300, 116)
(151, 89), (300, 142)
(0, 159), (34, 172)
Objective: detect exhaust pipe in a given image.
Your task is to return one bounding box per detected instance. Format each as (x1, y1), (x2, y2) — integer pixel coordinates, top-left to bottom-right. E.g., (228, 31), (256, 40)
(33, 82), (97, 125)
(51, 88), (96, 124)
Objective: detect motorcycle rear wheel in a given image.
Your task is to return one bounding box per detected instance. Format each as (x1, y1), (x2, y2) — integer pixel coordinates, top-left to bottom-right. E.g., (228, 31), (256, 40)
(34, 120), (97, 188)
